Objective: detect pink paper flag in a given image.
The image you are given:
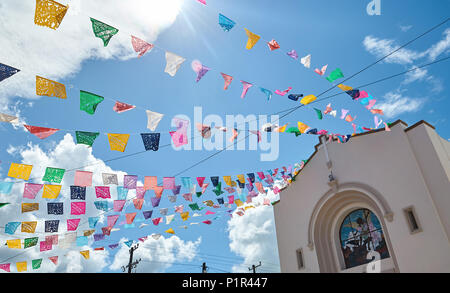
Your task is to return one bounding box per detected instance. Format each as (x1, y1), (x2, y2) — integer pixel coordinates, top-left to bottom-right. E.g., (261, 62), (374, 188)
(345, 115), (355, 122)
(113, 101), (136, 113)
(163, 177), (175, 190)
(263, 198), (271, 206)
(0, 263), (11, 272)
(95, 186), (111, 199)
(220, 73), (233, 90)
(197, 0), (206, 5)
(126, 213), (137, 224)
(114, 200), (126, 212)
(40, 241), (52, 252)
(131, 35), (154, 57)
(67, 218), (81, 231)
(183, 193), (193, 202)
(205, 210), (215, 215)
(133, 198), (144, 210)
(201, 183), (209, 194)
(196, 177), (205, 188)
(275, 87), (292, 96)
(374, 116), (383, 128)
(273, 186), (280, 194)
(23, 183), (43, 199)
(170, 130), (188, 147)
(240, 81), (253, 98)
(144, 176), (157, 191)
(317, 129), (328, 135)
(195, 65), (210, 82)
(24, 125), (59, 139)
(384, 122), (391, 131)
(255, 182), (265, 194)
(175, 205), (184, 213)
(340, 109), (349, 119)
(136, 186), (146, 199)
(357, 90), (369, 99)
(229, 128), (239, 142)
(45, 235), (58, 245)
(314, 64), (328, 76)
(352, 123), (357, 133)
(324, 103), (333, 114)
(202, 220), (212, 225)
(152, 217), (162, 225)
(228, 195), (234, 204)
(74, 171), (93, 187)
(366, 99), (377, 110)
(49, 256), (58, 265)
(70, 202), (86, 215)
(107, 215), (120, 227)
(154, 186), (164, 198)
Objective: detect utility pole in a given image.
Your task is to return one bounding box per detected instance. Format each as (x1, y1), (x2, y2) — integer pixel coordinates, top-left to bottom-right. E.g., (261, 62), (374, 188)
(248, 261), (262, 273)
(121, 243), (141, 273)
(202, 262), (208, 273)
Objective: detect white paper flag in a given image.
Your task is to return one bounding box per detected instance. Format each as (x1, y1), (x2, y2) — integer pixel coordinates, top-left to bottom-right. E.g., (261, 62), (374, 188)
(166, 214), (175, 225)
(300, 54), (311, 68)
(0, 113), (18, 123)
(164, 51), (186, 76)
(146, 110), (164, 131)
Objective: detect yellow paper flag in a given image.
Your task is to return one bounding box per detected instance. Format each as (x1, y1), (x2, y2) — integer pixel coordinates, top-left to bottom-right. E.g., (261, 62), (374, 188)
(235, 199), (243, 207)
(34, 0), (69, 30)
(80, 250), (90, 259)
(165, 228), (175, 234)
(16, 261), (27, 272)
(42, 184), (62, 199)
(107, 133), (130, 152)
(245, 205), (254, 210)
(276, 124), (288, 133)
(244, 28), (260, 50)
(223, 176), (236, 187)
(83, 229), (95, 236)
(297, 122), (310, 134)
(21, 203), (39, 213)
(36, 76), (67, 99)
(181, 211), (190, 221)
(337, 84), (353, 91)
(21, 221), (38, 233)
(300, 95), (317, 105)
(8, 163), (33, 180)
(7, 239), (21, 249)
(236, 174), (245, 184)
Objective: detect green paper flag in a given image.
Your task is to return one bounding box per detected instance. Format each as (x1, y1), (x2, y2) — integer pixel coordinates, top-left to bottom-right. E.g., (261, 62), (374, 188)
(24, 237), (39, 248)
(196, 191), (202, 198)
(212, 182), (224, 196)
(189, 203), (203, 211)
(32, 259), (42, 270)
(0, 203), (10, 209)
(80, 90), (104, 115)
(42, 167), (65, 183)
(286, 127), (301, 136)
(90, 18), (119, 47)
(314, 108), (323, 120)
(326, 68), (344, 83)
(76, 131), (100, 147)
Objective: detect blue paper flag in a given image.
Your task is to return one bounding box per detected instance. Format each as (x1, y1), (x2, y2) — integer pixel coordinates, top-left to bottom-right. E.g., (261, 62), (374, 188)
(210, 176), (219, 187)
(218, 13), (236, 32)
(260, 87), (273, 101)
(88, 217), (100, 228)
(117, 186), (128, 200)
(143, 210), (153, 219)
(0, 63), (20, 82)
(181, 177), (192, 189)
(5, 222), (21, 235)
(141, 133), (160, 151)
(94, 201), (109, 211)
(124, 240), (133, 247)
(47, 202), (64, 215)
(76, 236), (88, 246)
(0, 182), (14, 194)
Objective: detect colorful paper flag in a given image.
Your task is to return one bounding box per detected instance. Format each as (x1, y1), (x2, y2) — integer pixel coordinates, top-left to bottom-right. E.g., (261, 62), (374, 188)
(24, 125), (59, 139)
(107, 133), (130, 152)
(141, 133), (160, 151)
(34, 0), (68, 30)
(244, 28), (260, 49)
(0, 63), (20, 82)
(80, 90), (104, 115)
(113, 101), (136, 113)
(36, 76), (67, 99)
(218, 13), (235, 31)
(164, 51), (185, 76)
(146, 110), (164, 131)
(131, 35), (153, 57)
(90, 18), (119, 47)
(75, 131), (100, 147)
(42, 184), (62, 199)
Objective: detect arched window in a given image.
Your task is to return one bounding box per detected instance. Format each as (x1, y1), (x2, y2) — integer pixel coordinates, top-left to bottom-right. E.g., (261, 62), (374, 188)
(339, 208), (390, 269)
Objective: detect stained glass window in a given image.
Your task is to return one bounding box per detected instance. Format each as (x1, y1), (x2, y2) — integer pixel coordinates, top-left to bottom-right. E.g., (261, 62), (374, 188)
(339, 208), (390, 269)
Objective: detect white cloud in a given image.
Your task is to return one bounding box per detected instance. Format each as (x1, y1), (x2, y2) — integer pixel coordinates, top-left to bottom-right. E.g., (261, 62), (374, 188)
(399, 25), (413, 32)
(426, 28), (450, 61)
(109, 235), (201, 273)
(0, 133), (133, 272)
(226, 187), (282, 273)
(376, 91), (425, 118)
(402, 66), (429, 84)
(0, 0), (184, 109)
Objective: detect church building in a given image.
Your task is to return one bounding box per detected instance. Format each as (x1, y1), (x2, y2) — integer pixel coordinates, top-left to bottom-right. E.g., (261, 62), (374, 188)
(273, 120), (450, 273)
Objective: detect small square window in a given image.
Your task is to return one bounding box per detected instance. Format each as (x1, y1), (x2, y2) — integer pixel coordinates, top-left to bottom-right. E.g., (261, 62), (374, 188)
(403, 206), (422, 234)
(296, 248), (305, 270)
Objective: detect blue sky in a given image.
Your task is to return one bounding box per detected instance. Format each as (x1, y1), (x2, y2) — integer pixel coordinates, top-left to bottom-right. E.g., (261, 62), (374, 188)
(0, 0), (449, 273)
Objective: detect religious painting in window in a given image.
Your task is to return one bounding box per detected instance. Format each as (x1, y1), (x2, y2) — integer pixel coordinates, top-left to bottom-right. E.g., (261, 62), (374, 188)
(339, 208), (390, 269)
